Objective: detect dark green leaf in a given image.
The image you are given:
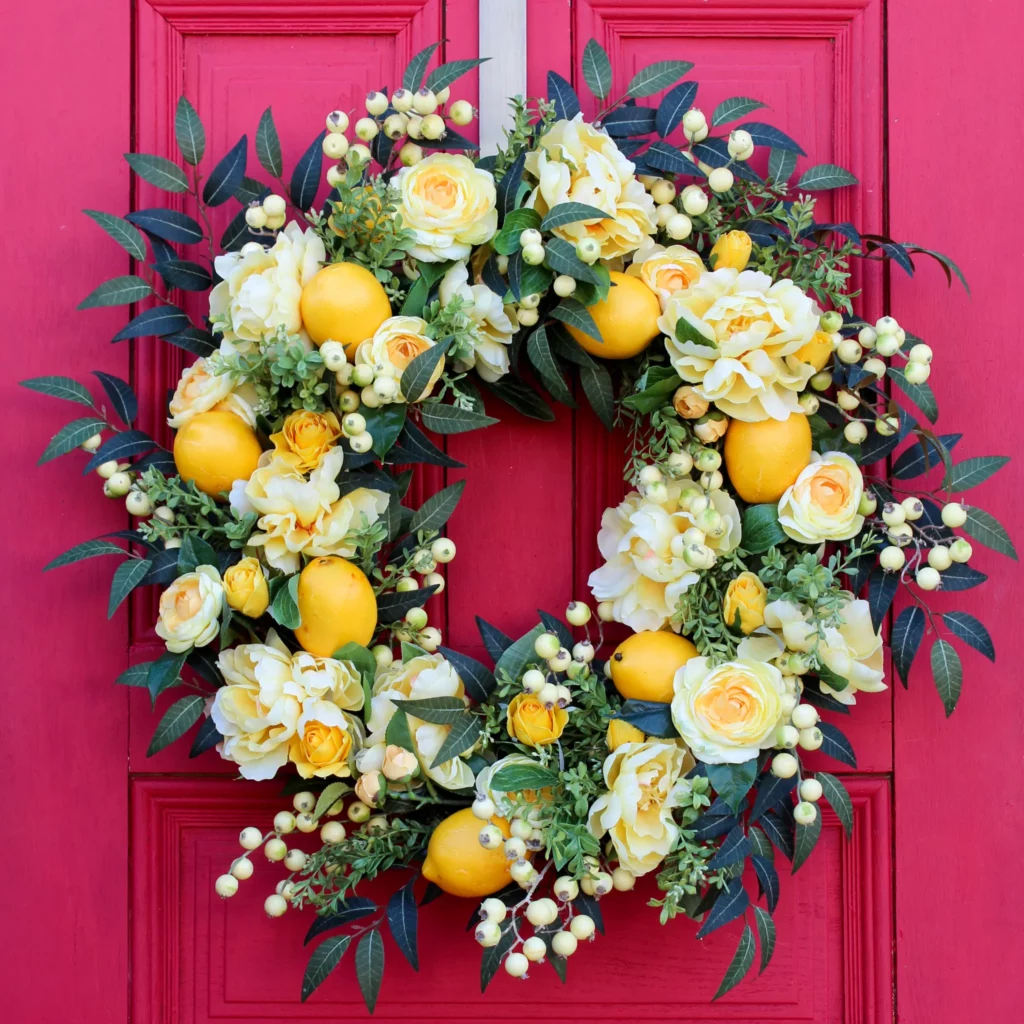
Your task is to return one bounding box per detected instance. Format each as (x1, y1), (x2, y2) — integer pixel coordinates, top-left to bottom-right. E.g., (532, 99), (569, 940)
(797, 163), (858, 189)
(124, 152), (190, 192)
(407, 479), (465, 536)
(601, 106), (657, 137)
(189, 715), (222, 758)
(476, 616), (513, 663)
(376, 584), (439, 625)
(355, 929), (385, 1013)
(126, 208), (203, 244)
(202, 135), (248, 205)
(83, 209), (147, 261)
(527, 325), (574, 405)
(37, 416), (108, 464)
(490, 762), (558, 792)
(400, 339), (450, 403)
(697, 877), (748, 938)
(174, 96), (205, 165)
(45, 538), (125, 570)
(947, 455), (1010, 491)
(645, 140), (701, 175)
(741, 504), (786, 554)
(792, 812), (822, 873)
(550, 298), (602, 342)
(943, 611), (995, 661)
(892, 605), (925, 686)
(147, 694), (204, 755)
(580, 361), (614, 430)
(78, 275), (152, 309)
(749, 773), (796, 823)
(83, 429), (156, 473)
(815, 772), (853, 839)
(256, 107), (283, 177)
(931, 638), (962, 716)
(116, 662), (154, 687)
(939, 563), (988, 590)
(708, 823), (751, 870)
(963, 506), (1017, 559)
(91, 371), (137, 425)
(893, 432), (960, 478)
(220, 206), (261, 252)
(753, 907), (776, 974)
(888, 366), (939, 423)
(112, 305), (190, 341)
(496, 151), (525, 220)
(177, 534), (218, 574)
(485, 376), (556, 421)
(152, 259), (212, 292)
(438, 645), (496, 702)
(270, 573), (301, 629)
(20, 376), (95, 408)
(304, 898), (377, 945)
(291, 131), (326, 211)
(614, 699), (676, 737)
(737, 121), (806, 155)
(657, 81), (699, 137)
(582, 38), (612, 98)
(540, 202), (608, 231)
(403, 42), (439, 91)
(385, 703), (416, 749)
(712, 97), (767, 127)
(493, 623), (544, 680)
(627, 60), (694, 98)
(396, 696), (466, 725)
(108, 558), (151, 617)
(426, 57), (489, 93)
(547, 70), (580, 120)
(751, 854), (779, 912)
(480, 925), (517, 992)
(163, 326), (216, 357)
(818, 721), (857, 768)
(148, 650), (187, 703)
(301, 934), (351, 1001)
(760, 812), (794, 860)
(867, 566), (897, 632)
(430, 713), (482, 768)
(768, 148), (797, 182)
(387, 879), (419, 971)
(419, 403), (498, 434)
(674, 313), (717, 349)
(543, 238), (606, 285)
(707, 760), (758, 814)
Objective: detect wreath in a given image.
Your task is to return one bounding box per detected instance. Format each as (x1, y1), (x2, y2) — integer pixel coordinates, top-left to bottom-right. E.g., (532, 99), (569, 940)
(23, 39), (1014, 1008)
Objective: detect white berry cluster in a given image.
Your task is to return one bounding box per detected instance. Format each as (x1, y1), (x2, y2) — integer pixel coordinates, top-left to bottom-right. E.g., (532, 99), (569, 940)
(874, 498), (973, 591)
(85, 444), (171, 525)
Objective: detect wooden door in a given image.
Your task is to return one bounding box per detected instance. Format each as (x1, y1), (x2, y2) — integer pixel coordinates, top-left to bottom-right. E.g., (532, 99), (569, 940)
(5, 1), (1022, 1021)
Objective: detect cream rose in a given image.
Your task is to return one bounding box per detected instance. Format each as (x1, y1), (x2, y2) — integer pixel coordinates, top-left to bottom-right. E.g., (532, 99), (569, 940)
(626, 239), (705, 311)
(354, 316), (444, 401)
(209, 222), (325, 348)
(392, 153), (498, 262)
(155, 565), (223, 653)
(671, 657), (785, 764)
(167, 358), (257, 429)
(661, 269), (822, 421)
(290, 651), (365, 710)
(439, 261), (515, 381)
(778, 452), (865, 543)
(525, 114), (656, 260)
(288, 700), (364, 779)
(588, 741), (692, 876)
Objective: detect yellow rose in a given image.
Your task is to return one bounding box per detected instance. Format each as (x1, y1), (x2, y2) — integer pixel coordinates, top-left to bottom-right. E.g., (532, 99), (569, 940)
(672, 385), (710, 419)
(222, 556), (270, 618)
(794, 329), (836, 371)
(607, 719), (645, 751)
(506, 692), (568, 747)
(524, 114), (656, 260)
(155, 565), (223, 653)
(778, 451), (865, 543)
(626, 239), (704, 310)
(660, 269), (822, 421)
(355, 316), (443, 402)
(723, 572), (768, 634)
(588, 741), (691, 876)
(288, 699), (363, 779)
(270, 409), (342, 471)
(709, 230), (752, 271)
(167, 357), (257, 430)
(671, 657), (785, 764)
(439, 261), (515, 381)
(393, 153), (498, 262)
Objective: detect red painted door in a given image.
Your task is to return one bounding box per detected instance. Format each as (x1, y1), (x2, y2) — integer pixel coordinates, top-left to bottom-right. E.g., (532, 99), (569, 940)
(4, 1), (1021, 1022)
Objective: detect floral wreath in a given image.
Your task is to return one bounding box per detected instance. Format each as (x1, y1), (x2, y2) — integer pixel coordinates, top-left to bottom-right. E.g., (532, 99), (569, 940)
(23, 40), (1014, 1008)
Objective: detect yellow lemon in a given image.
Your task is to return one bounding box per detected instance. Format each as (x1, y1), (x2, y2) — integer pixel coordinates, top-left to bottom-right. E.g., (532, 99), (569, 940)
(300, 262), (392, 356)
(294, 556), (378, 657)
(172, 410), (262, 499)
(566, 270), (661, 359)
(724, 415), (812, 504)
(422, 809), (513, 898)
(610, 630), (699, 704)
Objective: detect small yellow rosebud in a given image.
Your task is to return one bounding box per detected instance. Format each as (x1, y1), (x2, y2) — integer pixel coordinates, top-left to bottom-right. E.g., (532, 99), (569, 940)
(672, 385), (710, 420)
(223, 556), (270, 618)
(722, 571), (768, 634)
(606, 719), (645, 751)
(709, 230), (752, 271)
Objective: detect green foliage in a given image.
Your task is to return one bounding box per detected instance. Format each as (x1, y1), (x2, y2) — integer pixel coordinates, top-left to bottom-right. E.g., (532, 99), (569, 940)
(713, 924), (755, 999)
(147, 694), (205, 756)
(135, 468), (256, 547)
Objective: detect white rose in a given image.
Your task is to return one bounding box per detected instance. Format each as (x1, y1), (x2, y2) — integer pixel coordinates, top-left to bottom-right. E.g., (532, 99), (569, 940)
(439, 261), (515, 381)
(290, 652), (365, 710)
(778, 452), (865, 543)
(154, 565), (223, 653)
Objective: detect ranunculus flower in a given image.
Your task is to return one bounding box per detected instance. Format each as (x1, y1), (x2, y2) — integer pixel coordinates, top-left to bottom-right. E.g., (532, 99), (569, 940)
(167, 357), (257, 429)
(269, 409), (342, 471)
(672, 385), (710, 419)
(439, 260), (515, 380)
(209, 222), (325, 348)
(393, 153), (498, 262)
(290, 651), (364, 710)
(709, 230), (752, 271)
(382, 744), (419, 781)
(660, 269), (822, 421)
(778, 451), (865, 543)
(506, 692), (568, 747)
(354, 316), (443, 401)
(626, 239), (704, 310)
(288, 699), (364, 779)
(606, 719), (645, 751)
(671, 657), (785, 764)
(524, 114), (656, 260)
(222, 556), (270, 618)
(723, 571), (768, 634)
(588, 741), (692, 876)
(155, 565), (223, 653)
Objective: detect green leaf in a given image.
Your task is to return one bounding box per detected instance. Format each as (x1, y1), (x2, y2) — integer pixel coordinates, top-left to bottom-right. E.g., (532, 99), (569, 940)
(527, 325), (574, 406)
(815, 772), (853, 839)
(147, 694), (204, 755)
(891, 605), (925, 686)
(540, 202), (608, 231)
(256, 107), (283, 178)
(712, 97), (768, 127)
(37, 416), (108, 465)
(489, 762), (559, 792)
(148, 650), (187, 703)
(270, 573), (301, 630)
(767, 148), (796, 183)
(408, 479), (465, 536)
(430, 713), (482, 769)
(177, 534), (218, 574)
(126, 208), (203, 245)
(426, 57), (490, 93)
(290, 131), (326, 211)
(355, 929), (385, 1013)
(419, 403), (498, 435)
(931, 638), (963, 716)
(962, 506), (1017, 559)
(360, 403), (406, 459)
(203, 134), (248, 206)
(580, 361), (614, 430)
(888, 366), (939, 423)
(797, 163), (858, 190)
(77, 275), (152, 309)
(543, 238), (606, 285)
(386, 878), (419, 971)
(400, 339), (450, 403)
(396, 696), (466, 725)
(581, 38), (612, 98)
(792, 812), (822, 873)
(116, 662), (155, 687)
(627, 60), (694, 98)
(480, 925), (517, 992)
(550, 298), (602, 342)
(741, 504), (786, 553)
(301, 934), (351, 1002)
(621, 367), (682, 414)
(108, 558), (151, 618)
(82, 210), (147, 261)
(313, 782), (350, 821)
(124, 152), (189, 192)
(947, 456), (1010, 492)
(706, 759), (758, 814)
(403, 42), (439, 91)
(20, 376), (95, 408)
(943, 611), (995, 662)
(712, 923), (755, 1000)
(674, 313), (717, 350)
(385, 704), (416, 750)
(494, 623), (545, 680)
(174, 96), (206, 166)
(44, 537), (125, 570)
(753, 906), (776, 974)
(152, 259), (212, 292)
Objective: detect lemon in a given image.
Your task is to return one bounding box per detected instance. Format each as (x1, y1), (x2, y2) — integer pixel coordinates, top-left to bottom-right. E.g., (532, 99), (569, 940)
(422, 809), (513, 898)
(172, 410), (262, 499)
(610, 630), (699, 704)
(566, 271), (661, 359)
(300, 262), (392, 356)
(724, 415), (812, 504)
(294, 556), (378, 657)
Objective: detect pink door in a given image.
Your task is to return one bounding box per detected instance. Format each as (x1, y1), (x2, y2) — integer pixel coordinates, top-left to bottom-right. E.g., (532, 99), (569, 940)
(5, 1), (1021, 1021)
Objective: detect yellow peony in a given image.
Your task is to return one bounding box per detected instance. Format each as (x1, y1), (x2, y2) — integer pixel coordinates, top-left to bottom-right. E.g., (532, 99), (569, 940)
(222, 556), (270, 618)
(270, 409), (343, 472)
(167, 357), (257, 430)
(392, 153), (498, 262)
(671, 656), (785, 764)
(288, 700), (364, 779)
(606, 719), (645, 751)
(209, 222), (325, 349)
(439, 260), (515, 381)
(722, 571), (768, 634)
(778, 452), (865, 543)
(709, 230), (753, 271)
(354, 315), (444, 402)
(506, 692), (568, 747)
(626, 239), (704, 311)
(588, 741), (692, 876)
(155, 565), (223, 653)
(525, 114), (656, 260)
(660, 269), (822, 421)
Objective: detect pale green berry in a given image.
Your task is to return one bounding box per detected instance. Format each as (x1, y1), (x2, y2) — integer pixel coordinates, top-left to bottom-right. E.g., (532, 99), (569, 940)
(475, 919), (502, 947)
(504, 952), (529, 977)
(215, 874), (239, 898)
(395, 577), (419, 593)
(882, 502), (907, 526)
(908, 343), (933, 364)
(522, 242), (546, 265)
(230, 857), (254, 880)
(264, 837), (288, 861)
(844, 421), (868, 445)
(858, 492), (878, 516)
(321, 821), (346, 844)
(810, 371), (833, 391)
(478, 824), (504, 850)
(522, 669), (545, 694)
(349, 431), (373, 453)
(858, 325), (877, 347)
(526, 897), (558, 927)
(793, 801), (818, 826)
(553, 876), (579, 902)
(342, 412), (366, 437)
(887, 523), (914, 547)
(863, 357), (886, 378)
(916, 566), (941, 591)
(519, 228), (542, 248)
(949, 538), (973, 563)
(522, 936), (547, 962)
(791, 704), (819, 730)
(611, 867), (635, 892)
(352, 363), (375, 388)
(481, 897), (507, 922)
(799, 778), (823, 803)
(534, 632), (561, 659)
(551, 931), (579, 957)
(771, 752), (798, 778)
(404, 606), (428, 631)
(941, 502), (967, 528)
(570, 913), (597, 939)
(553, 274), (576, 297)
(566, 600), (591, 626)
(776, 724), (799, 748)
(837, 339), (863, 363)
(820, 310), (843, 333)
(798, 727), (823, 751)
(928, 545), (952, 571)
(904, 360), (931, 384)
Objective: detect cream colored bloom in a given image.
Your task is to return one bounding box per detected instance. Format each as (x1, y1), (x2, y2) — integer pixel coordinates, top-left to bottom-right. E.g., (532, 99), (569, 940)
(626, 238), (704, 310)
(167, 357), (257, 429)
(525, 114), (656, 260)
(209, 222), (325, 347)
(671, 656), (785, 764)
(661, 269), (822, 421)
(364, 653), (474, 790)
(290, 651), (365, 710)
(155, 565), (223, 653)
(778, 452), (865, 543)
(474, 753), (553, 820)
(392, 153), (498, 262)
(354, 316), (444, 401)
(439, 261), (515, 381)
(588, 741), (692, 876)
